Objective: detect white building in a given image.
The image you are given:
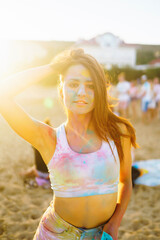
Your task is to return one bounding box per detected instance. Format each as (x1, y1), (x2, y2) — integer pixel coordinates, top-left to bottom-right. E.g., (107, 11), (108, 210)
(74, 33), (137, 69)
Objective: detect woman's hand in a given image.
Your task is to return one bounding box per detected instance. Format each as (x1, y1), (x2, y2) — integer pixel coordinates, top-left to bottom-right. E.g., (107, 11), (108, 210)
(101, 221), (118, 240)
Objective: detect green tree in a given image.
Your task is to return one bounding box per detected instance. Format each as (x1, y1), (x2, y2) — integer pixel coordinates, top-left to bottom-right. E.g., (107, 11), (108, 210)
(136, 50), (155, 65)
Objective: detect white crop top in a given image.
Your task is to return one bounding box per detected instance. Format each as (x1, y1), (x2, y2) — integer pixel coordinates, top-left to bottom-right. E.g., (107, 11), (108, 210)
(47, 123), (120, 197)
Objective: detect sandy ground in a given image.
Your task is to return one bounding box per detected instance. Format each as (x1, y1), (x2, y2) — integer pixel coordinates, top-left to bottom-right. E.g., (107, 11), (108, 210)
(0, 86), (160, 240)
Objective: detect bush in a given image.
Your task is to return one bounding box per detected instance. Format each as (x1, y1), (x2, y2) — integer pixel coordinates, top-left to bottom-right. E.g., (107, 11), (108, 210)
(105, 66), (160, 84)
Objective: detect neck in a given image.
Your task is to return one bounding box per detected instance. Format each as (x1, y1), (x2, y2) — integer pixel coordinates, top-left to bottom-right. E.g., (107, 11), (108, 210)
(65, 111), (94, 136)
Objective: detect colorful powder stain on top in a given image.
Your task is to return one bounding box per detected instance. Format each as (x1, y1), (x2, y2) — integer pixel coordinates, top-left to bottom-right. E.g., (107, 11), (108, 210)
(47, 123), (120, 197)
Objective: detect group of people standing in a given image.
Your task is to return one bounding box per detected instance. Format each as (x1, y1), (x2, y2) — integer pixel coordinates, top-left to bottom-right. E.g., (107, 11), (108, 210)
(110, 72), (160, 123)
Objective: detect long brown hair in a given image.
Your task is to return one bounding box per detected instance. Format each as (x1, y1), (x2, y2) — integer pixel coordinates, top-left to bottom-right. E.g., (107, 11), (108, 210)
(51, 48), (138, 163)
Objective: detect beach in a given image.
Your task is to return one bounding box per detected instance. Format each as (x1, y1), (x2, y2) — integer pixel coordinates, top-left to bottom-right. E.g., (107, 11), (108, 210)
(0, 85), (160, 240)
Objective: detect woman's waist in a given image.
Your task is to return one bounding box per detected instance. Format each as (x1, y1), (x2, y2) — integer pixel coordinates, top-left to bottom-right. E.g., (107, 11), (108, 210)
(52, 193), (117, 228)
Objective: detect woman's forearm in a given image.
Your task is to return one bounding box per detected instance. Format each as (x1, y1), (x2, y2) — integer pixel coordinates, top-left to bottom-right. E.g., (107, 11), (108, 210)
(0, 64), (53, 98)
(102, 182), (132, 240)
(108, 181), (132, 227)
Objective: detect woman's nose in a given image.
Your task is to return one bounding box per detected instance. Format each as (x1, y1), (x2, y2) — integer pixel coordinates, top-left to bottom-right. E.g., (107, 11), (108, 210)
(77, 84), (86, 96)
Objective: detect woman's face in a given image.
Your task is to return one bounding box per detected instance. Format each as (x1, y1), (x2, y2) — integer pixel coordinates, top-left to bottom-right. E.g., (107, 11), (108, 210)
(62, 64), (95, 115)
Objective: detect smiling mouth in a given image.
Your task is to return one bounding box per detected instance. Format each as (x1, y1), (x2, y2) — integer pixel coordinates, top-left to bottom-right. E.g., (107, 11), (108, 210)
(74, 101), (87, 104)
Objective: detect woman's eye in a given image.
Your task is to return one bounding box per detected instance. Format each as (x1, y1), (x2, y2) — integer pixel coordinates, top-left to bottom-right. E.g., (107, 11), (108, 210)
(87, 85), (94, 89)
(69, 83), (79, 88)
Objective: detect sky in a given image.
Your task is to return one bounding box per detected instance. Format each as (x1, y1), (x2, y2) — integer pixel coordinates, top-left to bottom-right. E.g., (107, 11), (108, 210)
(0, 0), (159, 45)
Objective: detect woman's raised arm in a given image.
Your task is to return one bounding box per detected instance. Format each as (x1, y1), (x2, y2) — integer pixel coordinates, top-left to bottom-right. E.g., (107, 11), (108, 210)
(0, 64), (56, 159)
(0, 64), (53, 98)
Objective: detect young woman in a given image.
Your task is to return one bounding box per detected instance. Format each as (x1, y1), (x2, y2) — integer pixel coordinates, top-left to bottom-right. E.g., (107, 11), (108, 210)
(0, 49), (137, 240)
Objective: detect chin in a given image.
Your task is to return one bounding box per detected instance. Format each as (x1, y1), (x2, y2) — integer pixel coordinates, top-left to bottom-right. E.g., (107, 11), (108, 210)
(71, 108), (94, 115)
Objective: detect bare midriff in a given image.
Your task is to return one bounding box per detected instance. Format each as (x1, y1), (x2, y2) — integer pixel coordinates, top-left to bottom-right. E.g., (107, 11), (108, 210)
(52, 192), (117, 229)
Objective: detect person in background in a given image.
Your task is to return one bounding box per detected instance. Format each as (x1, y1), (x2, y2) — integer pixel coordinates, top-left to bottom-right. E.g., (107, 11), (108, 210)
(153, 77), (160, 120)
(140, 75), (151, 124)
(116, 72), (130, 118)
(129, 80), (139, 121)
(21, 118), (51, 188)
(147, 79), (156, 123)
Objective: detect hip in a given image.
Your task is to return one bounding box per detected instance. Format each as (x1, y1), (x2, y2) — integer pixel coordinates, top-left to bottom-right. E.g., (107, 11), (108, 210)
(33, 201), (105, 240)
